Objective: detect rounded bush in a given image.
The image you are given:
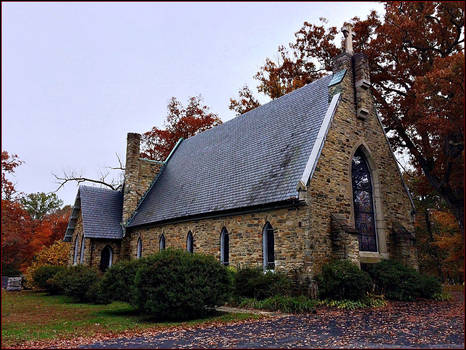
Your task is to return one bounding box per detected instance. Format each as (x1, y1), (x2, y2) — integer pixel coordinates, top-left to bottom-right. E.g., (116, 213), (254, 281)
(98, 259), (146, 304)
(32, 265), (67, 294)
(234, 267), (292, 300)
(367, 259), (441, 301)
(316, 260), (372, 301)
(50, 265), (100, 302)
(132, 249), (232, 320)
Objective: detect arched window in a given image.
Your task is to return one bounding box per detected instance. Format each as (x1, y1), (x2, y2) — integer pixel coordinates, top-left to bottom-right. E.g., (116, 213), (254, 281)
(159, 234), (166, 251)
(352, 148), (377, 252)
(220, 227), (229, 266)
(73, 237), (79, 265)
(137, 238), (142, 259)
(186, 231), (194, 253)
(100, 246), (113, 272)
(262, 222), (275, 270)
(79, 237), (85, 264)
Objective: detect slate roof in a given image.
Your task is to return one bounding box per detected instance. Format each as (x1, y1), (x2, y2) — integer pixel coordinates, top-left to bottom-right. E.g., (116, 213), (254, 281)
(128, 74), (334, 227)
(63, 186), (123, 241)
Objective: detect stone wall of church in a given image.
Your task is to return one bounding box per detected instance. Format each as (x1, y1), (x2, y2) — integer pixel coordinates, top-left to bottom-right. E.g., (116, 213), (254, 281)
(87, 239), (122, 270)
(126, 206), (310, 275)
(306, 52), (417, 273)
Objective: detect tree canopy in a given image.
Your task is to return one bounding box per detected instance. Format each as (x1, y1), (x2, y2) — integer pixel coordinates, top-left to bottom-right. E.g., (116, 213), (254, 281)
(141, 96), (222, 161)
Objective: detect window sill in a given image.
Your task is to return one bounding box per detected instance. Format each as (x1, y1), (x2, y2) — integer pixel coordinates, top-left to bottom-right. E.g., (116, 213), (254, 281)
(359, 251), (389, 264)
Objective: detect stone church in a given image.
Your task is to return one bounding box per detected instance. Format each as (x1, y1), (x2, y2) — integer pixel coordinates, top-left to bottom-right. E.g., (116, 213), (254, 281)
(64, 25), (418, 282)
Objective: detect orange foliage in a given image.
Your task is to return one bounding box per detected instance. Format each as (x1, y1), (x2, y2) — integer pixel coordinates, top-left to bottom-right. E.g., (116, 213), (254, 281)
(1, 151), (71, 272)
(23, 240), (70, 289)
(141, 96), (222, 161)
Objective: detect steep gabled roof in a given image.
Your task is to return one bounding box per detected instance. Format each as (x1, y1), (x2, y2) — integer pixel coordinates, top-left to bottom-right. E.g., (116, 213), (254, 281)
(128, 74), (337, 227)
(63, 185), (123, 241)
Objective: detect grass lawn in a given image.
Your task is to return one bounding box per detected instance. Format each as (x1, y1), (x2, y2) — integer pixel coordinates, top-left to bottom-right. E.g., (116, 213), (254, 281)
(1, 290), (259, 348)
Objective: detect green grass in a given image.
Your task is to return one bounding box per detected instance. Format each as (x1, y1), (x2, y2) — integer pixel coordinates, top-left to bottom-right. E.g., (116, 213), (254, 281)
(1, 290), (258, 347)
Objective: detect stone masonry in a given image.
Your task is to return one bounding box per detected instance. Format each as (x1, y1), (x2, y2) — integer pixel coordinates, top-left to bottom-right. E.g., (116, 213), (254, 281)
(69, 25), (418, 281)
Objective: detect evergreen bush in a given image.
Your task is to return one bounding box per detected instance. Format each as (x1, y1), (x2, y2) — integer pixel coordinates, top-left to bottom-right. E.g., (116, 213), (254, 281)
(132, 249), (232, 320)
(234, 267), (292, 300)
(32, 265), (67, 294)
(316, 260), (372, 301)
(50, 265), (101, 302)
(367, 259), (441, 301)
(98, 259), (146, 304)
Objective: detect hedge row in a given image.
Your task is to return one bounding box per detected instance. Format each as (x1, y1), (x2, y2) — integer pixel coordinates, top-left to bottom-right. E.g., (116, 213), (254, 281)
(33, 254), (442, 319)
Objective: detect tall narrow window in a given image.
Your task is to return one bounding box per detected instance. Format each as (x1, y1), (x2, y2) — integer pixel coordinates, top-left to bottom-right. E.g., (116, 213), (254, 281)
(352, 148), (377, 252)
(100, 246), (113, 272)
(73, 237), (79, 265)
(186, 231), (193, 253)
(159, 234), (166, 251)
(137, 238), (142, 259)
(262, 222), (275, 270)
(220, 228), (229, 266)
(79, 237), (85, 264)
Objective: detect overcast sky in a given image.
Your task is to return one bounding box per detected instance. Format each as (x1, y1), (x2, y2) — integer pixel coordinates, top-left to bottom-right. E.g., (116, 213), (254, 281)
(3, 2), (385, 206)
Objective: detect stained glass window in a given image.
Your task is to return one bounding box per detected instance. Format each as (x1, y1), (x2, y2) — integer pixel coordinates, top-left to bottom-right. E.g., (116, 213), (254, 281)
(220, 227), (229, 266)
(263, 222), (275, 270)
(186, 231), (193, 253)
(159, 234), (166, 251)
(352, 148), (377, 252)
(137, 238), (142, 258)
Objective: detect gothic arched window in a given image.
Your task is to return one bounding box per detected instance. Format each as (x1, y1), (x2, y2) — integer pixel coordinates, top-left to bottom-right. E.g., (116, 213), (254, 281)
(100, 246), (113, 272)
(159, 234), (166, 251)
(79, 237), (85, 264)
(220, 227), (229, 266)
(137, 238), (142, 259)
(73, 237), (79, 265)
(262, 222), (275, 270)
(186, 231), (194, 253)
(352, 148), (377, 252)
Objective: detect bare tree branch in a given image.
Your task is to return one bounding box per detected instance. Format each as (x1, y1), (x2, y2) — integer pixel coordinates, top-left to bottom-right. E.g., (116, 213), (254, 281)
(52, 171), (122, 192)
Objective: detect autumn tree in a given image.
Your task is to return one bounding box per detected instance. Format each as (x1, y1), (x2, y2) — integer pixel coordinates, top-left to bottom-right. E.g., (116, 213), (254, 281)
(1, 151), (71, 273)
(1, 151), (23, 201)
(233, 2), (465, 230)
(229, 85), (261, 116)
(141, 96), (222, 161)
(23, 240), (70, 289)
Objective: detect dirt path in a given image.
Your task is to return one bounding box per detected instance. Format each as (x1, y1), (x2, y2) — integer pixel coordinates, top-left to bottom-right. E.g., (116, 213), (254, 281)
(78, 293), (464, 349)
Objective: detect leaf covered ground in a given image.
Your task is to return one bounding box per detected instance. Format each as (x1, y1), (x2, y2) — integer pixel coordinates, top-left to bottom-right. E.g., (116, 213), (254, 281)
(5, 290), (463, 349)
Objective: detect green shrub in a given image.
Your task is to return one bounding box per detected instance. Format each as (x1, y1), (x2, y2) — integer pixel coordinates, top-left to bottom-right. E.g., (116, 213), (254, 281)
(320, 294), (386, 310)
(234, 267), (292, 300)
(316, 260), (372, 301)
(32, 265), (67, 294)
(237, 295), (317, 313)
(98, 259), (146, 304)
(367, 259), (441, 301)
(132, 249), (232, 320)
(418, 274), (442, 299)
(50, 265), (101, 302)
(85, 279), (109, 304)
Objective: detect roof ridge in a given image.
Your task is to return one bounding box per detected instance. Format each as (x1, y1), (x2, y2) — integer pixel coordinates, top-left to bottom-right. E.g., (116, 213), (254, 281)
(181, 74), (333, 146)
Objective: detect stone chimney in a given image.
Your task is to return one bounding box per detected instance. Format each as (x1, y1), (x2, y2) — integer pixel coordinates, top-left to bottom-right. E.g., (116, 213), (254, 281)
(353, 53), (371, 120)
(331, 23), (372, 121)
(122, 133), (141, 223)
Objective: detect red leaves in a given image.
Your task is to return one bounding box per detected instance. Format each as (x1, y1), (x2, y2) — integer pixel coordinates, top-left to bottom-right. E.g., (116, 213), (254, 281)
(1, 151), (71, 272)
(229, 85), (261, 116)
(140, 96), (222, 161)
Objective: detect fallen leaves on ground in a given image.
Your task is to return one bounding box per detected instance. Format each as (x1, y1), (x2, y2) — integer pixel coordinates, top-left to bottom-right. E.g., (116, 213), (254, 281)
(6, 292), (464, 349)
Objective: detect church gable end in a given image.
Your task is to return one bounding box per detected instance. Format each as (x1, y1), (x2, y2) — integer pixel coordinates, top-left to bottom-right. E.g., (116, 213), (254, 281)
(306, 24), (416, 270)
